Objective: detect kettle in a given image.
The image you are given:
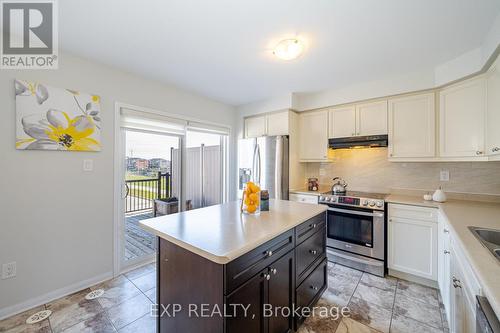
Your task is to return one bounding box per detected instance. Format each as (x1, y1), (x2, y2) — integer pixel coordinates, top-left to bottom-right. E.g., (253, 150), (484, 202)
(332, 177), (348, 194)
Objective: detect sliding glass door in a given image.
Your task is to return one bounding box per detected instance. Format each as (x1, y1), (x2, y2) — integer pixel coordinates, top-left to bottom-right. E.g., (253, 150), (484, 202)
(183, 130), (228, 209)
(116, 106), (230, 272)
(121, 129), (181, 267)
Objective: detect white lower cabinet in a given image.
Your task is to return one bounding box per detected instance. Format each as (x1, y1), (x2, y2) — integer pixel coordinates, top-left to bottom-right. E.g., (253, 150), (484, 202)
(449, 240), (480, 333)
(437, 214), (482, 333)
(388, 204), (438, 281)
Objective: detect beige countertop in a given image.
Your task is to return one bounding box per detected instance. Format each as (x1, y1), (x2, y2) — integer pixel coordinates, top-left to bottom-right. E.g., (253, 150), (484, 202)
(140, 199), (327, 265)
(387, 194), (500, 318)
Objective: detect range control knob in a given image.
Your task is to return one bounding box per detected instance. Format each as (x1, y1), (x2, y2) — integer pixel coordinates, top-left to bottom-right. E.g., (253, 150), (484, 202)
(362, 200), (369, 206)
(376, 201), (384, 208)
(331, 197), (337, 203)
(319, 196), (325, 202)
(369, 200), (375, 207)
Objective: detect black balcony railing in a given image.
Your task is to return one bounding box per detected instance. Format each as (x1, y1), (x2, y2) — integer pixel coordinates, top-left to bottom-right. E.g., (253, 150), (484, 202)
(125, 172), (171, 213)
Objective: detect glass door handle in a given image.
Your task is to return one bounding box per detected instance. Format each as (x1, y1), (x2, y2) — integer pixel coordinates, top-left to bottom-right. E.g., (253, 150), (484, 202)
(122, 183), (129, 199)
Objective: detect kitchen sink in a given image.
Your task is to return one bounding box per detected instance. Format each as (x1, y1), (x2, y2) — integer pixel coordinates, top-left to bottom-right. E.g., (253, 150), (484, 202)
(469, 227), (500, 262)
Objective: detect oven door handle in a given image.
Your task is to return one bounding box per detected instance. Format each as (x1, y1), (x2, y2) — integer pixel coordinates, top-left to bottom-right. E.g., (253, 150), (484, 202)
(327, 207), (384, 218)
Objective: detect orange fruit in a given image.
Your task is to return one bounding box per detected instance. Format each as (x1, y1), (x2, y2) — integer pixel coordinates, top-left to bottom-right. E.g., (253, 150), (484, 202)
(247, 204), (257, 213)
(249, 193), (259, 202)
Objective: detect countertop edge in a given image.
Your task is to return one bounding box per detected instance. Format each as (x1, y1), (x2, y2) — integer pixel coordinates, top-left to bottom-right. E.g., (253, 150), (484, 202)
(140, 204), (327, 265)
(438, 206), (500, 319)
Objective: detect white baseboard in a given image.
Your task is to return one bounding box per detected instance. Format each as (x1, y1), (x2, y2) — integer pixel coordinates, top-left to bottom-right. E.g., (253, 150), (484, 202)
(0, 271), (113, 321)
(388, 269), (438, 289)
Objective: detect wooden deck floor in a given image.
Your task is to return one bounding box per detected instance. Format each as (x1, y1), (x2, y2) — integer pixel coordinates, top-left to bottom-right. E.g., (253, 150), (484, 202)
(125, 211), (156, 261)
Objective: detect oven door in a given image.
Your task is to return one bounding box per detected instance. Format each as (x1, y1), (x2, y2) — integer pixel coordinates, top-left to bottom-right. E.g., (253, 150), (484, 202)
(326, 205), (385, 260)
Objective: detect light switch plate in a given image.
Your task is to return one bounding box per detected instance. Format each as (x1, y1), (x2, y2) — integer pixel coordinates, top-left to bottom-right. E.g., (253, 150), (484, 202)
(2, 262), (16, 279)
(440, 170), (450, 182)
(319, 168), (325, 176)
(83, 159), (93, 172)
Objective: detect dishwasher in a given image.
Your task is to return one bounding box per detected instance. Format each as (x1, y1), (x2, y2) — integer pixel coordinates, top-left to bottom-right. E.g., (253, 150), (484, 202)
(477, 296), (500, 333)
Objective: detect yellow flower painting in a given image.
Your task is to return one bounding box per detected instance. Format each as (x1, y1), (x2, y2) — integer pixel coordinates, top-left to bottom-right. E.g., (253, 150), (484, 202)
(15, 80), (101, 151)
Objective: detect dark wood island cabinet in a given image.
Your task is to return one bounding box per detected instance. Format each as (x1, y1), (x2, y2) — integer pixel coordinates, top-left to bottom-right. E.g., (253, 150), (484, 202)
(140, 200), (327, 333)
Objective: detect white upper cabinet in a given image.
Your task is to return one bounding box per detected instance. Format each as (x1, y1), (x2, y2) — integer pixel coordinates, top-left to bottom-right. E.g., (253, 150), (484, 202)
(439, 76), (486, 158)
(244, 116), (267, 138)
(356, 100), (388, 136)
(267, 111), (289, 136)
(328, 106), (356, 138)
(244, 111), (289, 138)
(487, 59), (500, 156)
(388, 93), (436, 158)
(299, 110), (329, 161)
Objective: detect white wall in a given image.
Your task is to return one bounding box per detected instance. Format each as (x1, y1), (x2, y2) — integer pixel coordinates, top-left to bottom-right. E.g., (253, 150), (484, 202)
(0, 52), (237, 317)
(293, 69), (436, 111)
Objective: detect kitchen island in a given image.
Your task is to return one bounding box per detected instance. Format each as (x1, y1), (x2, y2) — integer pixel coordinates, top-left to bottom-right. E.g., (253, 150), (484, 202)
(140, 199), (327, 333)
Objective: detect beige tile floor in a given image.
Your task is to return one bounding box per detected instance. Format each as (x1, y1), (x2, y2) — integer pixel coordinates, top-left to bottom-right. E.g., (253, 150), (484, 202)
(0, 262), (448, 333)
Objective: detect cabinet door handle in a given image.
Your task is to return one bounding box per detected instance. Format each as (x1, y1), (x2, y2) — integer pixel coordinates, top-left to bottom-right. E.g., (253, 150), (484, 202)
(492, 147), (500, 152)
(311, 223), (317, 229)
(262, 273), (271, 280)
(310, 285), (319, 291)
(453, 281), (462, 289)
(444, 250), (450, 254)
(443, 228), (449, 233)
(452, 276), (460, 283)
(476, 151), (483, 155)
(265, 250), (273, 257)
(270, 268), (277, 275)
(310, 250), (317, 255)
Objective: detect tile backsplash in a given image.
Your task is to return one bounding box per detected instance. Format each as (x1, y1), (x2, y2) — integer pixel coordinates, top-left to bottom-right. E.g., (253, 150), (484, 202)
(305, 148), (500, 195)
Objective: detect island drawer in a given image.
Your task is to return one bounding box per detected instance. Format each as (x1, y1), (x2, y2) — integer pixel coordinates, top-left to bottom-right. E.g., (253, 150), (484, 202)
(225, 229), (294, 294)
(295, 214), (326, 245)
(296, 257), (327, 310)
(296, 227), (326, 282)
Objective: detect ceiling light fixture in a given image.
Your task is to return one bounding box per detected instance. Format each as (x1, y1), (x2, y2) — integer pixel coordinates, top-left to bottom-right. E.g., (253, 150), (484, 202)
(273, 39), (304, 60)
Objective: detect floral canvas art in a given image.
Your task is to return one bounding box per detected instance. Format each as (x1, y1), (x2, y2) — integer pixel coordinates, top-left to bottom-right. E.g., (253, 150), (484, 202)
(15, 80), (101, 151)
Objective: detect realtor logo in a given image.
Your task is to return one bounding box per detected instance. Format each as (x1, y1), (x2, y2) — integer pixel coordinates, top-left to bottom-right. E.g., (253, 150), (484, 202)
(1, 0), (58, 69)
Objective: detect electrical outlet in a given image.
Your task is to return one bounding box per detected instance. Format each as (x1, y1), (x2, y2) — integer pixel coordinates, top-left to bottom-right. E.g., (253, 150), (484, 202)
(440, 170), (450, 182)
(2, 262), (16, 279)
(319, 168), (326, 176)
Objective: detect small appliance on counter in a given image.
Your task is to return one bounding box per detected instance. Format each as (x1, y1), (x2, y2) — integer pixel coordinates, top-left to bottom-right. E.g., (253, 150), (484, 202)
(308, 178), (319, 191)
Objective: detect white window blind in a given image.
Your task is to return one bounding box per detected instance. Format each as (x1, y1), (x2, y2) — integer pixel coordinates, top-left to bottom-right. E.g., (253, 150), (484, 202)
(186, 121), (230, 136)
(120, 108), (187, 135)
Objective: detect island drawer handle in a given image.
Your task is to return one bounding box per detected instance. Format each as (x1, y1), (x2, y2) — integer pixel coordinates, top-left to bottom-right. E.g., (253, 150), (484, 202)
(261, 273), (271, 280)
(310, 223), (317, 229)
(265, 250), (273, 257)
(270, 268), (277, 275)
(310, 250), (317, 255)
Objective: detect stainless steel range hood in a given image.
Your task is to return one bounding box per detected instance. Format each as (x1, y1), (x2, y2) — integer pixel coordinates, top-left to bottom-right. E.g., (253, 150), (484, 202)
(328, 135), (388, 150)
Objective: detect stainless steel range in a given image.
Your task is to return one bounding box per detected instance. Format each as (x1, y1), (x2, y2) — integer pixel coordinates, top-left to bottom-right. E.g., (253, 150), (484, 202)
(319, 191), (387, 277)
